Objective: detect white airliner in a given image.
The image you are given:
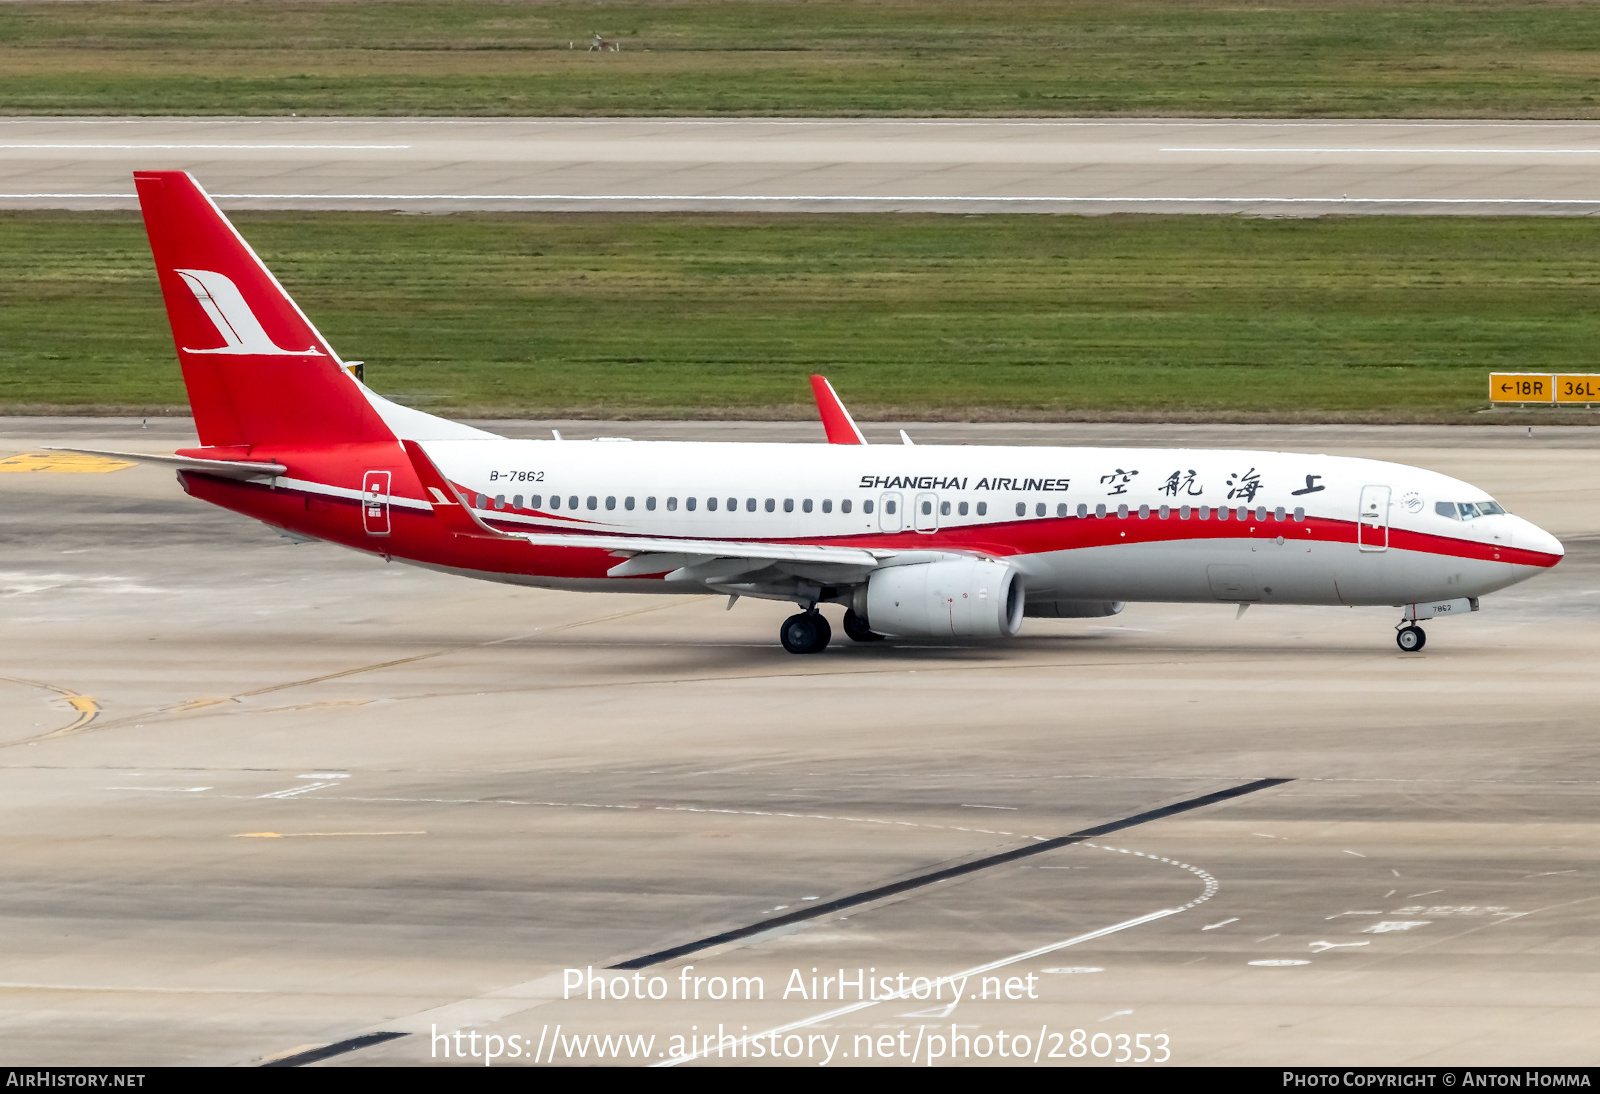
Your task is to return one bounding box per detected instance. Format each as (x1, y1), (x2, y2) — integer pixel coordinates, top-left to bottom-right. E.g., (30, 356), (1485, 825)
(61, 172), (1563, 654)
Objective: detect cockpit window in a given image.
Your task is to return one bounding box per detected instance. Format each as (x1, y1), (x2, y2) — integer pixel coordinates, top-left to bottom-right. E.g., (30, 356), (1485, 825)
(1437, 499), (1506, 520)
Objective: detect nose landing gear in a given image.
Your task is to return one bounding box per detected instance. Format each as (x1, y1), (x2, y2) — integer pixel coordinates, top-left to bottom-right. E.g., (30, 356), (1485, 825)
(780, 610), (832, 654)
(1396, 624), (1427, 653)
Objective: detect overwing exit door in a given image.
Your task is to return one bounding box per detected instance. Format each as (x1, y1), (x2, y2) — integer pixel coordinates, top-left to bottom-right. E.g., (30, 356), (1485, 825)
(913, 492), (939, 533)
(1357, 484), (1389, 551)
(878, 492), (903, 532)
(362, 470), (391, 535)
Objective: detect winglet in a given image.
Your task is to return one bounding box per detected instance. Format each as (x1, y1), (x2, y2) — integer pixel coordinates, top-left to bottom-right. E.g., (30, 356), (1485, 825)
(401, 439), (522, 540)
(809, 375), (867, 445)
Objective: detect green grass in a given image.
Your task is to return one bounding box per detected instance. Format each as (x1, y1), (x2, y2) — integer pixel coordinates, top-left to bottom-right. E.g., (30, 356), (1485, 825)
(2, 0), (1599, 117)
(4, 211), (1599, 421)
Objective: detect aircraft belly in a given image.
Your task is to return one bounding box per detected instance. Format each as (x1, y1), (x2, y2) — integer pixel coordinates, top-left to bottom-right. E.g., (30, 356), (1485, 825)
(1015, 539), (1503, 606)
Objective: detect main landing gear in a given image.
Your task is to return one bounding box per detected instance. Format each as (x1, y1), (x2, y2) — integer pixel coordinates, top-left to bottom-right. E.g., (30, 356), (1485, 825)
(1396, 624), (1427, 653)
(780, 610), (832, 654)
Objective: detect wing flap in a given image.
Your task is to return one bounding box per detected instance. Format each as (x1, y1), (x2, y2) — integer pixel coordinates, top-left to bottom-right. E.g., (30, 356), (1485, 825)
(522, 532), (880, 568)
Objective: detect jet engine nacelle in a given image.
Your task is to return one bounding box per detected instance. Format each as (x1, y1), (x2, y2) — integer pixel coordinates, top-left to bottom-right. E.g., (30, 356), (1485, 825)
(1025, 600), (1124, 618)
(860, 558), (1024, 638)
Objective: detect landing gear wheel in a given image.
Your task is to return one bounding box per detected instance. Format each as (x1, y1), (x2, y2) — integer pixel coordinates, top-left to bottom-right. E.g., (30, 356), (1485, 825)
(780, 611), (832, 654)
(842, 607), (883, 642)
(1396, 625), (1426, 653)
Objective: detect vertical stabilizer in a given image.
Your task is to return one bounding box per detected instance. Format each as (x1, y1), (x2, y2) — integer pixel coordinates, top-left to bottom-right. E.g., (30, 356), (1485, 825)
(134, 171), (394, 448)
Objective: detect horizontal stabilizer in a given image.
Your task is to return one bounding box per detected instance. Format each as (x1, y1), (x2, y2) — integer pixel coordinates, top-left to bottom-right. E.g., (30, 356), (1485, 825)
(42, 447), (286, 480)
(401, 440), (522, 540)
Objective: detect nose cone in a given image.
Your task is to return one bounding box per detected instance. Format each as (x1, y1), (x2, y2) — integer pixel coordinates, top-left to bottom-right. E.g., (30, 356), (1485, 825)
(1513, 516), (1564, 563)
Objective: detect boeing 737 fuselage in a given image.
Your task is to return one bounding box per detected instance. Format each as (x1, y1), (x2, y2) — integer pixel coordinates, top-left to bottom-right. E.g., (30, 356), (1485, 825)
(63, 172), (1563, 654)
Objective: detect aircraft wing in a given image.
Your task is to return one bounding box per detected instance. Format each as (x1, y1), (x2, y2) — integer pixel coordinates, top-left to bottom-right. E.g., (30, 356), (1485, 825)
(509, 532), (882, 575)
(42, 446), (287, 480)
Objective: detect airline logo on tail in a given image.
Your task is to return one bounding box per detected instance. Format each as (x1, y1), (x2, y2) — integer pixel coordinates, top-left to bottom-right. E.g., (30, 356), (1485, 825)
(174, 268), (323, 356)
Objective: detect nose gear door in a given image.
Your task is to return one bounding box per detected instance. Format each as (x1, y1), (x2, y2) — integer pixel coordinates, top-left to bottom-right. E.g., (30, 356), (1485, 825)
(362, 470), (391, 536)
(1358, 484), (1389, 552)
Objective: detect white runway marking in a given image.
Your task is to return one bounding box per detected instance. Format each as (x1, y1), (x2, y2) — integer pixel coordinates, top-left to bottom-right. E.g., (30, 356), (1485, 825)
(656, 840), (1216, 1068)
(655, 906), (1181, 1068)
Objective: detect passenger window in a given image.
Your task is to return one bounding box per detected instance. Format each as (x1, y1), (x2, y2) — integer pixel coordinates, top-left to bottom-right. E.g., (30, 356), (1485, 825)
(920, 500), (931, 516)
(1254, 505), (1266, 522)
(707, 496), (718, 511)
(686, 497), (696, 511)
(1159, 504), (1169, 519)
(941, 500), (951, 516)
(1237, 506), (1249, 521)
(1216, 507), (1227, 521)
(624, 496), (634, 510)
(568, 495), (578, 509)
(864, 500), (874, 514)
(513, 494), (523, 509)
(1273, 506), (1284, 521)
(1138, 504), (1149, 519)
(765, 498), (776, 513)
(976, 501), (987, 516)
(746, 498), (757, 512)
(1117, 504), (1129, 518)
(885, 499), (896, 515)
(803, 499), (813, 513)
(1435, 501), (1458, 519)
(1095, 503), (1106, 518)
(841, 499), (852, 514)
(586, 496), (597, 510)
(606, 496), (616, 511)
(1032, 502), (1043, 517)
(667, 497), (678, 511)
(495, 495), (505, 509)
(549, 495), (560, 510)
(1056, 503), (1067, 518)
(531, 495), (543, 509)
(958, 501), (969, 516)
(1198, 506), (1208, 520)
(646, 496), (656, 511)
(474, 494), (486, 509)
(823, 499), (833, 513)
(1179, 505), (1190, 520)
(1015, 502), (1026, 517)
(784, 499), (794, 513)
(1077, 503), (1088, 518)
(1293, 506), (1305, 522)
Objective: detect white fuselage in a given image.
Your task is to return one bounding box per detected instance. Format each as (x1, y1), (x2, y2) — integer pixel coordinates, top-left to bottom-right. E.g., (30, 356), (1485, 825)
(411, 439), (1562, 607)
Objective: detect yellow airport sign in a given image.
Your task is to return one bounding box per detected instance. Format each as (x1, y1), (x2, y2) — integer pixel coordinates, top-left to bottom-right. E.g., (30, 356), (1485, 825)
(1489, 373), (1552, 403)
(1556, 375), (1600, 404)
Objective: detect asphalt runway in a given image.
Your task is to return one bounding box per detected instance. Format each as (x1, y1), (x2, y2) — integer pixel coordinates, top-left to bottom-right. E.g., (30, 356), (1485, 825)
(5, 117), (1600, 214)
(1, 417), (1596, 1067)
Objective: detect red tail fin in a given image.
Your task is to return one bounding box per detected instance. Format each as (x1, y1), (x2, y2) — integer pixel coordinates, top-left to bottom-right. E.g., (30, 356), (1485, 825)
(134, 171), (393, 448)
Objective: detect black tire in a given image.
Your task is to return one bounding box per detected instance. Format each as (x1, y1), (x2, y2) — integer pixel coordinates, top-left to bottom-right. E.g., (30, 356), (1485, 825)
(1396, 625), (1426, 653)
(781, 612), (826, 654)
(842, 607), (883, 642)
(811, 612), (832, 652)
